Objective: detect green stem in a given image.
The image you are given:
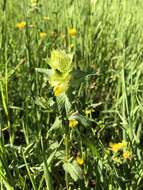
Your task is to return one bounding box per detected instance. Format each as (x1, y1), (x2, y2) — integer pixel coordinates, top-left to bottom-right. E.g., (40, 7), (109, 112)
(65, 130), (69, 190)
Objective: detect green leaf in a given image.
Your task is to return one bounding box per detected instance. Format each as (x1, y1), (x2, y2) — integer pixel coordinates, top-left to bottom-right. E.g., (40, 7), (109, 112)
(48, 50), (73, 74)
(35, 68), (52, 77)
(69, 112), (92, 127)
(35, 97), (48, 109)
(56, 94), (71, 114)
(63, 160), (83, 181)
(48, 117), (62, 135)
(22, 152), (37, 190)
(83, 138), (100, 158)
(0, 170), (14, 190)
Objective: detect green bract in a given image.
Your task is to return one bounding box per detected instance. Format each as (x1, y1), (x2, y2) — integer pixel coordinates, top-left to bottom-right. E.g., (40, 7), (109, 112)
(47, 50), (73, 96)
(48, 50), (73, 74)
(48, 70), (70, 87)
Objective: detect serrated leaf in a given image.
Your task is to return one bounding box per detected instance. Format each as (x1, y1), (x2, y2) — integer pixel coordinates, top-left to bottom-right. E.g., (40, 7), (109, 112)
(63, 161), (83, 181)
(48, 117), (62, 135)
(35, 97), (47, 109)
(69, 112), (92, 127)
(48, 50), (73, 74)
(56, 94), (71, 114)
(83, 138), (100, 158)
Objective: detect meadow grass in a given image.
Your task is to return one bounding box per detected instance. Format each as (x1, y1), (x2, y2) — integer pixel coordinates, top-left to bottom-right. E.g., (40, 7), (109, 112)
(1, 0), (143, 189)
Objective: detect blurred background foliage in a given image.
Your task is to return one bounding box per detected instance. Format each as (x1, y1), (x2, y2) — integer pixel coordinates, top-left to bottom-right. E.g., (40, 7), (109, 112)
(1, 0), (143, 189)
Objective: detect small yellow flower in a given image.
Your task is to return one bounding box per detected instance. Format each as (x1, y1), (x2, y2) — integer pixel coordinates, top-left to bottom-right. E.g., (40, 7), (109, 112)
(40, 32), (47, 39)
(109, 141), (127, 153)
(109, 143), (121, 152)
(16, 21), (26, 30)
(53, 83), (65, 96)
(123, 151), (132, 160)
(43, 16), (50, 21)
(68, 28), (77, 36)
(69, 119), (78, 128)
(76, 156), (84, 165)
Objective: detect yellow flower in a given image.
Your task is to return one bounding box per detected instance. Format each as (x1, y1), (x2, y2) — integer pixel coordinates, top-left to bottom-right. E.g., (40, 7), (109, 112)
(109, 141), (127, 153)
(68, 28), (77, 36)
(69, 119), (78, 128)
(53, 83), (66, 96)
(16, 21), (26, 30)
(76, 156), (84, 165)
(123, 151), (132, 160)
(40, 32), (47, 39)
(43, 16), (50, 21)
(109, 143), (122, 152)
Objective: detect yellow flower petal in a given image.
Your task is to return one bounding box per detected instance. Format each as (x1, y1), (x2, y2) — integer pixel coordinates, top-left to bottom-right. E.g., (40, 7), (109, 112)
(109, 143), (122, 152)
(109, 141), (128, 153)
(40, 32), (47, 39)
(16, 21), (26, 30)
(123, 151), (132, 160)
(76, 156), (84, 165)
(54, 83), (65, 96)
(69, 119), (78, 128)
(68, 28), (77, 36)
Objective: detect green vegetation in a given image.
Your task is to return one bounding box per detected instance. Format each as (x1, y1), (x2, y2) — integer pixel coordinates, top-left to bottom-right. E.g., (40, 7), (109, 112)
(1, 0), (143, 189)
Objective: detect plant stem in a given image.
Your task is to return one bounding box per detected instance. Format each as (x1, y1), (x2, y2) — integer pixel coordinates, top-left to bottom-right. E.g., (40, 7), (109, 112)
(65, 129), (69, 190)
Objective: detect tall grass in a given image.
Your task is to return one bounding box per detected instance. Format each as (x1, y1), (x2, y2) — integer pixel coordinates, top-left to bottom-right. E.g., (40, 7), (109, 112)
(1, 0), (143, 189)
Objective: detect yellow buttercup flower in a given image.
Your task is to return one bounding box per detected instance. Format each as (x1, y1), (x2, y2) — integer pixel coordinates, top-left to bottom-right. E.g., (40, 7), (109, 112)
(16, 21), (26, 30)
(76, 156), (84, 165)
(69, 119), (78, 128)
(109, 143), (122, 152)
(68, 28), (77, 36)
(109, 141), (127, 153)
(123, 151), (132, 160)
(40, 32), (47, 39)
